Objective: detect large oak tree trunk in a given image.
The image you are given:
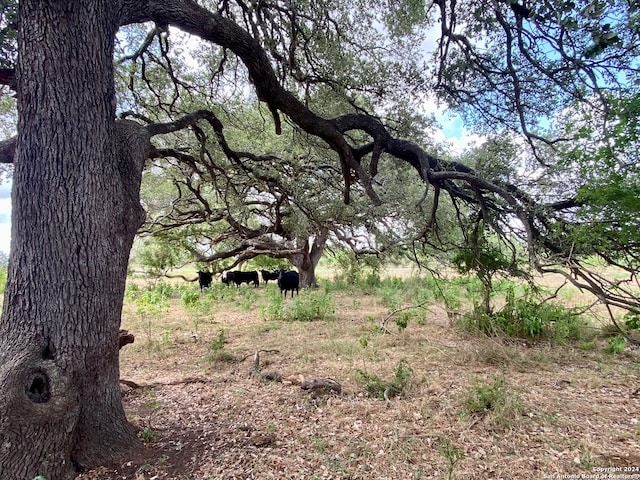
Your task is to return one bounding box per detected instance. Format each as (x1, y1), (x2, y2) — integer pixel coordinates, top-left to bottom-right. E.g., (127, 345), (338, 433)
(0, 2), (146, 478)
(290, 233), (328, 288)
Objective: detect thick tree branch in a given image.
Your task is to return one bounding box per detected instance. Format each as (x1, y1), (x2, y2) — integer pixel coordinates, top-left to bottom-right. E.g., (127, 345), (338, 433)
(0, 137), (16, 163)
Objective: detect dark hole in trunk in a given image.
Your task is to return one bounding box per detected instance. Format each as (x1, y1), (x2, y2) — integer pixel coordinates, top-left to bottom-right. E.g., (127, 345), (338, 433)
(26, 371), (51, 404)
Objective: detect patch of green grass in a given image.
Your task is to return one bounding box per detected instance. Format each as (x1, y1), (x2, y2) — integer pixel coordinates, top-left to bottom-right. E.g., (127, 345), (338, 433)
(437, 437), (465, 480)
(141, 389), (160, 410)
(311, 436), (328, 452)
(262, 289), (334, 322)
(462, 374), (524, 431)
(205, 329), (235, 363)
(139, 427), (160, 443)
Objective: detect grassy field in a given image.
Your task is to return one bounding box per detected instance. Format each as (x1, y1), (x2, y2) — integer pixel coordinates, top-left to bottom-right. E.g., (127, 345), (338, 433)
(73, 273), (639, 480)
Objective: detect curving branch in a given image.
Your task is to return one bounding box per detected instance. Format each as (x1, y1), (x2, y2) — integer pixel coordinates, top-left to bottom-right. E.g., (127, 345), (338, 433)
(121, 0), (640, 317)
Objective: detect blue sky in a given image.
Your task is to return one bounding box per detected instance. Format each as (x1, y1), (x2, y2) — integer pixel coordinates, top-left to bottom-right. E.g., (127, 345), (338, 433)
(0, 180), (10, 254)
(0, 179), (10, 254)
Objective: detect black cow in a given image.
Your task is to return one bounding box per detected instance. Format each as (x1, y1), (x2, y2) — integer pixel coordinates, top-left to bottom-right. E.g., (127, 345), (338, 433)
(197, 271), (213, 291)
(277, 270), (299, 298)
(221, 270), (259, 288)
(260, 269), (280, 285)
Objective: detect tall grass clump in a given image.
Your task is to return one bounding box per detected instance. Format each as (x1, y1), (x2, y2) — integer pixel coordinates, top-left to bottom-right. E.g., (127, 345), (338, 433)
(134, 283), (171, 349)
(262, 289), (334, 322)
(462, 374), (524, 431)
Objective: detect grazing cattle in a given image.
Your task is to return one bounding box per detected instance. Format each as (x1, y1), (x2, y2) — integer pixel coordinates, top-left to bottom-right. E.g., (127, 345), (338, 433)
(260, 269), (280, 285)
(198, 271), (213, 291)
(221, 270), (259, 288)
(277, 270), (299, 298)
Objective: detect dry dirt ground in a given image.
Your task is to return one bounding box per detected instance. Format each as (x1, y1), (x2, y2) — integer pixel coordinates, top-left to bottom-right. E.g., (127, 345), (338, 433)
(79, 280), (640, 480)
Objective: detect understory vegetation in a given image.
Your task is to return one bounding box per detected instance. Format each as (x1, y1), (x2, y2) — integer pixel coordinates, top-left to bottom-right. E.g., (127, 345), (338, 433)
(121, 262), (635, 360)
(95, 265), (640, 479)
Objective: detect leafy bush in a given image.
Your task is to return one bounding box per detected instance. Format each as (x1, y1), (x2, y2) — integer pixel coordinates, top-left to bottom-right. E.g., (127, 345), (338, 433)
(153, 281), (175, 298)
(135, 288), (170, 317)
(438, 438), (465, 480)
(624, 312), (640, 330)
(206, 330), (235, 362)
(261, 289), (285, 321)
(459, 287), (588, 343)
(124, 282), (139, 300)
(180, 288), (201, 309)
(236, 287), (258, 311)
(209, 330), (226, 351)
(289, 291), (334, 321)
(607, 334), (627, 354)
(328, 249), (382, 292)
(357, 358), (414, 400)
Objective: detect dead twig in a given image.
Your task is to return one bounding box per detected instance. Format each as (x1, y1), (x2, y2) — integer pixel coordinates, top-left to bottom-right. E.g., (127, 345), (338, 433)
(237, 349), (281, 371)
(380, 299), (431, 332)
(119, 376), (212, 389)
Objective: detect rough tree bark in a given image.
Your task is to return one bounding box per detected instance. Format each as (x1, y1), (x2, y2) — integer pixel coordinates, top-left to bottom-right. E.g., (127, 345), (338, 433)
(0, 1), (147, 478)
(288, 233), (328, 288)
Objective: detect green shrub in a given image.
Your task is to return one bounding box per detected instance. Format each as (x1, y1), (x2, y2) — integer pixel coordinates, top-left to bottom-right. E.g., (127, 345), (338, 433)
(357, 358), (414, 399)
(607, 334), (627, 354)
(330, 249), (381, 288)
(139, 427), (160, 443)
(263, 290), (334, 322)
(462, 374), (524, 430)
(205, 330), (235, 362)
(288, 291), (334, 321)
(438, 437), (465, 480)
(135, 288), (170, 317)
(124, 282), (139, 300)
(459, 287), (588, 343)
(237, 287), (258, 310)
(625, 312), (640, 330)
(180, 287), (201, 309)
(209, 330), (226, 351)
(262, 289), (285, 321)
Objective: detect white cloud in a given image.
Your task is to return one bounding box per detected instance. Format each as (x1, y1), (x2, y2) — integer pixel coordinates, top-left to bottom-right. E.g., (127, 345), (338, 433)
(430, 108), (486, 154)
